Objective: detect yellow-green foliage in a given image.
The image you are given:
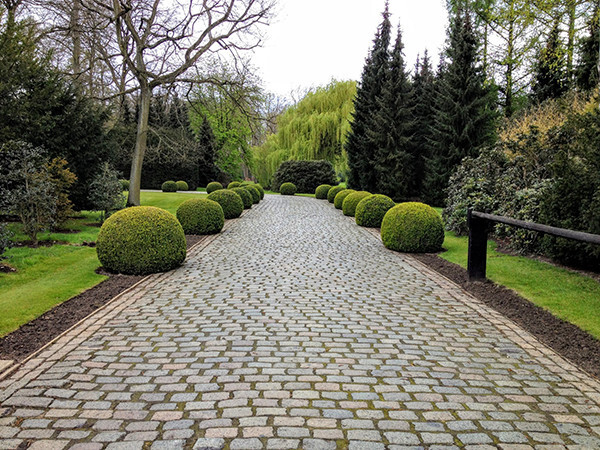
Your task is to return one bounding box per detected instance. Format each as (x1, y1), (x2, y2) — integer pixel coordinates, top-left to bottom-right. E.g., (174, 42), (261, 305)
(175, 180), (189, 191)
(207, 189), (244, 219)
(96, 206), (186, 275)
(381, 202), (444, 253)
(252, 80), (357, 187)
(280, 182), (297, 195)
(232, 187), (253, 209)
(342, 191), (371, 217)
(327, 185), (345, 203)
(206, 181), (223, 194)
(244, 185), (261, 204)
(334, 189), (355, 209)
(355, 194), (395, 228)
(315, 184), (332, 199)
(254, 183), (265, 199)
(228, 181), (241, 189)
(176, 198), (224, 235)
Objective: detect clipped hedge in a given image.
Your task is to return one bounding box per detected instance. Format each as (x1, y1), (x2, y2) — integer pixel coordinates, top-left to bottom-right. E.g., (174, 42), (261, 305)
(120, 179), (130, 191)
(254, 183), (265, 200)
(342, 191), (371, 217)
(161, 180), (177, 192)
(176, 180), (189, 191)
(245, 185), (261, 204)
(232, 187), (253, 209)
(355, 194), (395, 228)
(327, 185), (345, 203)
(96, 206), (186, 275)
(176, 198), (224, 235)
(207, 189), (244, 219)
(280, 182), (297, 195)
(381, 202), (444, 253)
(315, 184), (332, 199)
(334, 189), (355, 209)
(228, 181), (241, 189)
(206, 181), (223, 194)
(271, 160), (337, 193)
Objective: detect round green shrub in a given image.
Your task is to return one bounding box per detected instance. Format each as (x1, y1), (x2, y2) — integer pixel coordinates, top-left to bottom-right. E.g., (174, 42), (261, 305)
(96, 206), (186, 275)
(355, 194), (395, 228)
(162, 180), (177, 192)
(206, 181), (223, 194)
(207, 189), (244, 219)
(342, 191), (371, 217)
(120, 179), (130, 191)
(254, 183), (265, 200)
(327, 185), (345, 203)
(175, 180), (189, 191)
(240, 181), (252, 186)
(228, 181), (241, 189)
(381, 202), (444, 253)
(280, 182), (297, 195)
(176, 198), (224, 235)
(232, 187), (253, 209)
(334, 189), (355, 209)
(245, 185), (261, 204)
(315, 184), (332, 199)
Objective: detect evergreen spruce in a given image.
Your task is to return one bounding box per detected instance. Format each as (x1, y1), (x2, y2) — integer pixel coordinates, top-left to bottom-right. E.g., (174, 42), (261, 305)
(345, 2), (392, 192)
(196, 117), (221, 186)
(371, 25), (413, 201)
(424, 9), (498, 207)
(575, 9), (599, 92)
(531, 21), (568, 103)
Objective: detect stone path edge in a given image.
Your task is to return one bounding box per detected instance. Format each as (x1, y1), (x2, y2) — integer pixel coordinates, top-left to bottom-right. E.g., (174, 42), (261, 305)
(0, 210), (247, 388)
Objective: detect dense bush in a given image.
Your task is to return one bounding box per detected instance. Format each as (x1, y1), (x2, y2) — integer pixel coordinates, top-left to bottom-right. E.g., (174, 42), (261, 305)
(206, 181), (223, 194)
(207, 189), (244, 219)
(232, 187), (253, 209)
(228, 181), (241, 189)
(88, 163), (125, 223)
(176, 198), (224, 235)
(280, 182), (297, 195)
(334, 189), (355, 209)
(315, 184), (332, 199)
(96, 206), (187, 275)
(47, 157), (77, 229)
(327, 185), (345, 203)
(381, 202), (444, 253)
(271, 160), (337, 193)
(176, 180), (189, 191)
(162, 181), (178, 192)
(121, 179), (130, 191)
(254, 183), (265, 200)
(355, 194), (395, 228)
(342, 191), (371, 217)
(245, 185), (261, 204)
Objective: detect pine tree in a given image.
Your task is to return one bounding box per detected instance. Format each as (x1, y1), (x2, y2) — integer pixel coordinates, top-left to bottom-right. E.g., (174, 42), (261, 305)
(371, 25), (413, 201)
(575, 8), (599, 92)
(196, 116), (220, 186)
(345, 2), (391, 191)
(424, 9), (498, 207)
(531, 21), (568, 103)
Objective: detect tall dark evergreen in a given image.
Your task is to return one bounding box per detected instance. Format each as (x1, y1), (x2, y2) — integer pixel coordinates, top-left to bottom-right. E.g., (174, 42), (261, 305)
(575, 9), (599, 92)
(371, 26), (413, 201)
(345, 3), (391, 192)
(409, 51), (436, 199)
(196, 117), (221, 186)
(424, 9), (497, 207)
(531, 21), (568, 103)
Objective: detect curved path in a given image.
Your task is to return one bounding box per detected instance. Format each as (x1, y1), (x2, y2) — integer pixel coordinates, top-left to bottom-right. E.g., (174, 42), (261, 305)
(1, 195), (600, 449)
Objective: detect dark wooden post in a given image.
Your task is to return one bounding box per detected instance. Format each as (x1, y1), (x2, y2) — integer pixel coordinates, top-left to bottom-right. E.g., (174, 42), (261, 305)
(467, 209), (489, 281)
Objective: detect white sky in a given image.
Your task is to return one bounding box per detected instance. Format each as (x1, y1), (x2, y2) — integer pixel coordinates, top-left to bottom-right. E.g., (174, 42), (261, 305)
(252, 0), (449, 98)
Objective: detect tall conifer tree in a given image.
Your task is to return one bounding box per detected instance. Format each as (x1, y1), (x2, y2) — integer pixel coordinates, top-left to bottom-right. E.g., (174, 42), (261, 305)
(424, 9), (497, 206)
(531, 21), (568, 103)
(345, 2), (391, 191)
(575, 10), (600, 91)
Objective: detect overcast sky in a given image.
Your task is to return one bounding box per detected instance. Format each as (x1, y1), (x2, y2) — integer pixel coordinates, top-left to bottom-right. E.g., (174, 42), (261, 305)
(252, 0), (449, 98)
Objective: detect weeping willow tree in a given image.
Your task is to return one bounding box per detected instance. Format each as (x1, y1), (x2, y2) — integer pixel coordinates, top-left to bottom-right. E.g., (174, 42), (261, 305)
(252, 80), (356, 187)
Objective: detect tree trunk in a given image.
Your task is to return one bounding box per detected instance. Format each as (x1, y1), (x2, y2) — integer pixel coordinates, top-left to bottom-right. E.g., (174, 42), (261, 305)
(567, 0), (576, 82)
(127, 84), (152, 206)
(70, 0), (82, 82)
(505, 11), (515, 117)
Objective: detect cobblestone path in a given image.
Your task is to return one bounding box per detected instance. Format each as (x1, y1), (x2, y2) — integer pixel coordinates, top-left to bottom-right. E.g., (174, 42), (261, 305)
(1, 195), (600, 450)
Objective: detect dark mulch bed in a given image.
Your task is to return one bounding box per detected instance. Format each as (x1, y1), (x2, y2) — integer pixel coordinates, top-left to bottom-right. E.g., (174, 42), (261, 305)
(0, 235), (205, 363)
(414, 253), (600, 379)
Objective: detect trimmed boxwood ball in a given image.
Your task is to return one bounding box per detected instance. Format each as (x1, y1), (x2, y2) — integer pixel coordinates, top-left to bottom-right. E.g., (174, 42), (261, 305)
(315, 184), (332, 199)
(120, 179), (130, 191)
(228, 181), (241, 189)
(176, 198), (224, 235)
(342, 191), (371, 217)
(206, 181), (223, 194)
(207, 189), (244, 219)
(381, 202), (444, 253)
(334, 189), (355, 209)
(245, 185), (261, 204)
(280, 182), (297, 195)
(96, 206), (186, 275)
(327, 185), (345, 203)
(232, 187), (253, 209)
(176, 180), (189, 191)
(254, 183), (265, 200)
(355, 194), (395, 228)
(162, 180), (177, 192)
